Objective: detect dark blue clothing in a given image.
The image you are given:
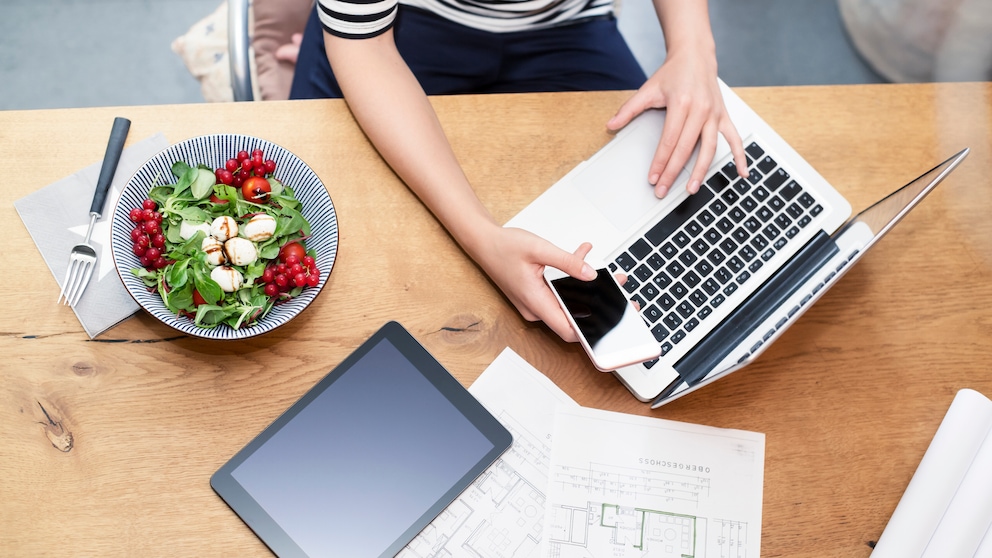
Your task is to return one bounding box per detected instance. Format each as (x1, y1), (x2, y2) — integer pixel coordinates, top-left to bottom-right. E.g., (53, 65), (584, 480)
(289, 5), (648, 100)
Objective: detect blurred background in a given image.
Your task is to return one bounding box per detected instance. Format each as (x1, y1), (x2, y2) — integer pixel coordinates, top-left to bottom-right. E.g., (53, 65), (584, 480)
(8, 0), (976, 111)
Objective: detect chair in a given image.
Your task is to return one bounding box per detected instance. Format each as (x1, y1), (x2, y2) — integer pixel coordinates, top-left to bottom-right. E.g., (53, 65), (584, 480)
(172, 0), (313, 102)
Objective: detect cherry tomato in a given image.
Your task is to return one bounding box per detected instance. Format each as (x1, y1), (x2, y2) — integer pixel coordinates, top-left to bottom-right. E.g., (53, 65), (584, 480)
(241, 176), (271, 203)
(209, 193), (228, 204)
(279, 241), (306, 263)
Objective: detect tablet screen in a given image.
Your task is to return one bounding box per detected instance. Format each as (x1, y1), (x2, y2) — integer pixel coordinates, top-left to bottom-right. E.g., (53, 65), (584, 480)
(211, 322), (512, 557)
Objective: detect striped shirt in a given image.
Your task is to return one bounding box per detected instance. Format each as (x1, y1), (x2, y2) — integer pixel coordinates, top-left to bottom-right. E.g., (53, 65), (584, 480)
(316, 0), (615, 38)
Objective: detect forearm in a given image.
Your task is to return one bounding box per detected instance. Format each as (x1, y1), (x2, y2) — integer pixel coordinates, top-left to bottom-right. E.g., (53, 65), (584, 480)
(323, 32), (499, 254)
(652, 0), (717, 61)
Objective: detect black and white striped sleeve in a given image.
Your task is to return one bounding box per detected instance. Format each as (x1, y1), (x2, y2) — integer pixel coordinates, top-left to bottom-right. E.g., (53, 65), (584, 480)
(316, 0), (400, 39)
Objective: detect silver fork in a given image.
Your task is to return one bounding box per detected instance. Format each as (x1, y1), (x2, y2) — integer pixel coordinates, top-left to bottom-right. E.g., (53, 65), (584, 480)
(57, 116), (131, 307)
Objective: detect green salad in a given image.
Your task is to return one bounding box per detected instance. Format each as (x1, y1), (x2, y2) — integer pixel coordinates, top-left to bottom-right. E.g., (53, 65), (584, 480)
(127, 150), (319, 330)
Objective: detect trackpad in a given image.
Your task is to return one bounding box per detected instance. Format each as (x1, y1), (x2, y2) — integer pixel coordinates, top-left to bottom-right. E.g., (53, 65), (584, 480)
(576, 162), (688, 233)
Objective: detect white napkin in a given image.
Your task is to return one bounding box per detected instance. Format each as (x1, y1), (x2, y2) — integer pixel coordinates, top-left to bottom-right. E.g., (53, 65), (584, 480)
(15, 133), (170, 338)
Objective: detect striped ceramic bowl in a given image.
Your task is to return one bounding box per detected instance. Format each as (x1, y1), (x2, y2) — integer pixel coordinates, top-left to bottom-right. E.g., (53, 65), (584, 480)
(111, 134), (338, 340)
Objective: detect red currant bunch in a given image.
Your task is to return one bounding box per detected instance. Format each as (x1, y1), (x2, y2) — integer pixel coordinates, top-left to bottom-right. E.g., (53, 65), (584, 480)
(214, 148), (277, 187)
(258, 244), (320, 300)
(127, 198), (170, 271)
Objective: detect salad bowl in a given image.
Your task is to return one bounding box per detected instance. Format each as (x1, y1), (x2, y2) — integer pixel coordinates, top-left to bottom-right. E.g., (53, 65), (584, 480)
(111, 134), (338, 340)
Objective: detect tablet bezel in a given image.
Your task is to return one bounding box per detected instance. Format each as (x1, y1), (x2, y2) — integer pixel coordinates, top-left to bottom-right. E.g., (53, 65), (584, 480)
(210, 321), (513, 557)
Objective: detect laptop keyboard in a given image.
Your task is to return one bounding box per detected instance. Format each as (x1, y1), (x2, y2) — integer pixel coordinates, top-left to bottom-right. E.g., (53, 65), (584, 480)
(609, 140), (824, 370)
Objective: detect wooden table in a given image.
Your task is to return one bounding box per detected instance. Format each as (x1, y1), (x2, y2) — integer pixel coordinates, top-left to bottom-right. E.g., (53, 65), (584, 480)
(1, 83), (990, 557)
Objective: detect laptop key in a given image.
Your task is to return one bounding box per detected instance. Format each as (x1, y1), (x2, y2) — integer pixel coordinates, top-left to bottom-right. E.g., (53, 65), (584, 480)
(709, 199), (728, 216)
(671, 282), (689, 300)
(765, 169), (789, 190)
(695, 260), (714, 278)
(679, 250), (698, 266)
(644, 304), (664, 323)
(640, 282), (660, 301)
(684, 318), (700, 332)
(689, 289), (707, 307)
(685, 220), (704, 238)
(664, 312), (683, 329)
(745, 142), (764, 159)
(629, 238), (652, 260)
(756, 156), (777, 174)
(697, 209), (715, 226)
(653, 272), (672, 289)
(647, 253), (665, 270)
(634, 264), (653, 282)
(739, 245), (758, 262)
(615, 252), (636, 271)
(787, 202), (803, 219)
(683, 270), (701, 288)
(644, 186), (715, 245)
(702, 278), (720, 295)
(657, 292), (676, 311)
(691, 238), (709, 256)
(665, 261), (686, 278)
(707, 172), (731, 192)
(660, 242), (678, 259)
(781, 180), (803, 201)
(651, 323), (669, 341)
(623, 276), (640, 293)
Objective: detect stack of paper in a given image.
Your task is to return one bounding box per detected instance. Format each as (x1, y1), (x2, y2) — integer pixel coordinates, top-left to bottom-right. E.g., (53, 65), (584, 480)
(398, 348), (766, 558)
(871, 389), (992, 557)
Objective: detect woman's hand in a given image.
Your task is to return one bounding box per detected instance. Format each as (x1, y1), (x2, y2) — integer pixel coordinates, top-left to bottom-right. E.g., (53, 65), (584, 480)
(468, 225), (597, 343)
(606, 0), (747, 199)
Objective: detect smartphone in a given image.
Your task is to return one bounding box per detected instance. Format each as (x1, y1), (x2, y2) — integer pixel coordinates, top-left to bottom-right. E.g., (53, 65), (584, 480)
(544, 266), (661, 371)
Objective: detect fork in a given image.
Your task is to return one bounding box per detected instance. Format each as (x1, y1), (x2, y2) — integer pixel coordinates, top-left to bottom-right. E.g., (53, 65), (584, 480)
(57, 116), (131, 307)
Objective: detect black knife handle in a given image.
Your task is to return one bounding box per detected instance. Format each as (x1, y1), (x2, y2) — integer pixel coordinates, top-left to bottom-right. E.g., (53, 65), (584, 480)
(90, 116), (131, 217)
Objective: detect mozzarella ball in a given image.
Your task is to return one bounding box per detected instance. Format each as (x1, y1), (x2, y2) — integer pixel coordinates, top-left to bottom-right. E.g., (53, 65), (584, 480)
(210, 266), (243, 293)
(224, 237), (258, 266)
(242, 214), (277, 242)
(210, 216), (239, 242)
(179, 220), (211, 241)
(201, 237), (226, 266)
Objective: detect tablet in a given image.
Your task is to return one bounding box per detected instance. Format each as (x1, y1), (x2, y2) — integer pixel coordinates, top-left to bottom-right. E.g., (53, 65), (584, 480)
(211, 321), (513, 557)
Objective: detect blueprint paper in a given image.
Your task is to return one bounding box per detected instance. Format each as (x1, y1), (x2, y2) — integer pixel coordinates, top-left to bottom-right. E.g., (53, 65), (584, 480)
(872, 389), (992, 558)
(398, 348), (579, 557)
(542, 406), (765, 558)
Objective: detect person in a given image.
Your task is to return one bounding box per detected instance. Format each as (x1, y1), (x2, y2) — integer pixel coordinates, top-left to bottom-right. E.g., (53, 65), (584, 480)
(289, 0), (747, 343)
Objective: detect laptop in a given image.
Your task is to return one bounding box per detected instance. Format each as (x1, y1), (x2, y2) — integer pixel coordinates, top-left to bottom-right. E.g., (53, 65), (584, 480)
(507, 80), (968, 408)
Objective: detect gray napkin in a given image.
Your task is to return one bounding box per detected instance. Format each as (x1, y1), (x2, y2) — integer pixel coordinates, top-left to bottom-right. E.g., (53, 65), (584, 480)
(15, 133), (170, 338)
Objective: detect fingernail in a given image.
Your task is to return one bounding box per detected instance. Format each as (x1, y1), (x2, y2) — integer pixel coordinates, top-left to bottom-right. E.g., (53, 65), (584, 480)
(581, 263), (596, 279)
(649, 173), (659, 185)
(688, 179), (700, 194)
(655, 184), (668, 198)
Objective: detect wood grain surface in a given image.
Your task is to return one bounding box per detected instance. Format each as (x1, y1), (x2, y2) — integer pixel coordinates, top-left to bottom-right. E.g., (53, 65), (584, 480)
(1, 83), (990, 557)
